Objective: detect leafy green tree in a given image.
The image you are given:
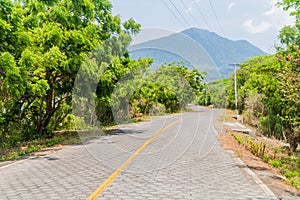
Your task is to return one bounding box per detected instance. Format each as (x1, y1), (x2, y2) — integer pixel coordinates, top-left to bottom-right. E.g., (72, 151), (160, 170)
(0, 0), (142, 147)
(226, 53), (299, 151)
(129, 63), (205, 116)
(277, 0), (300, 151)
(150, 63), (204, 107)
(95, 57), (153, 125)
(199, 79), (229, 108)
(23, 0), (125, 136)
(226, 0), (300, 150)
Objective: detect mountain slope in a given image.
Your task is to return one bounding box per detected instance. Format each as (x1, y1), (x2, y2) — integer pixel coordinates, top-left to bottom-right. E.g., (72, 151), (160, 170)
(181, 28), (266, 77)
(129, 28), (266, 80)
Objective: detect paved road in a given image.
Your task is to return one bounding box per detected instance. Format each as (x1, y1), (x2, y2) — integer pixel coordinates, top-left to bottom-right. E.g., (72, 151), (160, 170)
(0, 108), (276, 199)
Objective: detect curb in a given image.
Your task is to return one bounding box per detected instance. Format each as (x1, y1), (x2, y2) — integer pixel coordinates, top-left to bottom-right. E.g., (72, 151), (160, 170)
(233, 157), (278, 199)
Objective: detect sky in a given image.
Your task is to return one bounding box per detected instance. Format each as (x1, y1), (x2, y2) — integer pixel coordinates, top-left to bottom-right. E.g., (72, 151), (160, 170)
(110, 0), (295, 54)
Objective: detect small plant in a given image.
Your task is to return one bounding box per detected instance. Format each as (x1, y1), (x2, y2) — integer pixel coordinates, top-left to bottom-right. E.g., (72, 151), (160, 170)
(270, 159), (281, 168)
(262, 155), (271, 163)
(231, 130), (300, 191)
(231, 133), (266, 157)
(0, 131), (82, 162)
(45, 137), (62, 147)
(280, 163), (288, 173)
(7, 152), (19, 160)
(231, 133), (242, 144)
(287, 177), (300, 189)
(284, 171), (293, 178)
(0, 156), (5, 162)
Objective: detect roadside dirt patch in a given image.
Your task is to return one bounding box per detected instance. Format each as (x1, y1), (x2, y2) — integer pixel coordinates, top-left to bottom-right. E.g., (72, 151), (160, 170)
(219, 131), (300, 199)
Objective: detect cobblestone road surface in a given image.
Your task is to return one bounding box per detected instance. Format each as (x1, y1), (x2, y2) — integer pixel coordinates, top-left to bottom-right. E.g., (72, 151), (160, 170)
(0, 108), (278, 199)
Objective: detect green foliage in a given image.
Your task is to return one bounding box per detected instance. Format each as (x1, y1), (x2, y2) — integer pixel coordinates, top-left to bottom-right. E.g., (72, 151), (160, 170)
(271, 155), (300, 189)
(94, 61), (204, 125)
(231, 133), (266, 157)
(0, 0), (206, 153)
(226, 53), (299, 151)
(93, 57), (153, 125)
(130, 82), (179, 116)
(227, 0), (300, 151)
(199, 78), (229, 107)
(0, 131), (83, 162)
(0, 0), (142, 148)
(262, 154), (271, 163)
(123, 18), (141, 35)
(232, 132), (300, 190)
(276, 1), (300, 152)
(147, 63), (204, 108)
(231, 133), (243, 144)
(270, 159), (281, 168)
(277, 0), (300, 18)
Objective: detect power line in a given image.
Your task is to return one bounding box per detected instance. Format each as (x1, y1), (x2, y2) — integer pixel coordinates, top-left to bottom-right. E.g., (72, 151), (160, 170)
(192, 0), (211, 30)
(167, 0), (192, 27)
(181, 0), (201, 28)
(208, 0), (225, 35)
(161, 0), (186, 28)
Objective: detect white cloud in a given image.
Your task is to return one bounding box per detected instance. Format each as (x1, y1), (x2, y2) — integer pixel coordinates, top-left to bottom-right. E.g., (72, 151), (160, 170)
(263, 0), (295, 29)
(243, 0), (295, 34)
(183, 1), (194, 14)
(243, 19), (271, 33)
(185, 6), (193, 14)
(228, 2), (235, 10)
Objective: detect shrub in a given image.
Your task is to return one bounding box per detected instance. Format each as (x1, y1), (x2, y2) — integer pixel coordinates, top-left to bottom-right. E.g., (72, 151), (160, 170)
(270, 159), (281, 168)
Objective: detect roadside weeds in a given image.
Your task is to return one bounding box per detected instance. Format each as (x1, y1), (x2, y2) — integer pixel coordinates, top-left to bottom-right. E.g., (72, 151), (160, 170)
(219, 109), (300, 199)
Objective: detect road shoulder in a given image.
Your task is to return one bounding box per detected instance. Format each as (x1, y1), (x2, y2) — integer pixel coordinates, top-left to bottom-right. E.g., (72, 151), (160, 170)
(218, 122), (300, 200)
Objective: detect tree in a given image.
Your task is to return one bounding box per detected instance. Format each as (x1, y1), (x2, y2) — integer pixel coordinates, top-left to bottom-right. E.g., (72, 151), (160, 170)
(277, 0), (300, 151)
(95, 57), (153, 125)
(94, 61), (204, 125)
(226, 54), (299, 151)
(0, 0), (142, 147)
(225, 1), (300, 151)
(130, 63), (204, 115)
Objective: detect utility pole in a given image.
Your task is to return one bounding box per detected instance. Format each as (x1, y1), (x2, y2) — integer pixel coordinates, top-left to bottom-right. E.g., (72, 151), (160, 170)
(205, 87), (207, 106)
(204, 81), (208, 106)
(229, 63), (241, 119)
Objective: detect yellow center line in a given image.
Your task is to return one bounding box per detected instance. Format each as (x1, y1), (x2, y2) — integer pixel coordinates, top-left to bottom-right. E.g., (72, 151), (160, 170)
(87, 119), (181, 200)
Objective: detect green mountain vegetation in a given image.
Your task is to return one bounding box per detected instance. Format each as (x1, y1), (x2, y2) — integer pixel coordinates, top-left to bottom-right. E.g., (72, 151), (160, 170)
(130, 28), (266, 79)
(0, 0), (205, 154)
(182, 28), (266, 77)
(226, 0), (300, 152)
(129, 32), (220, 81)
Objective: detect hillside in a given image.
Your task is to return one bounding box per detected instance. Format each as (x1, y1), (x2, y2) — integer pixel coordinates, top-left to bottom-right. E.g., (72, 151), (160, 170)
(129, 28), (266, 80)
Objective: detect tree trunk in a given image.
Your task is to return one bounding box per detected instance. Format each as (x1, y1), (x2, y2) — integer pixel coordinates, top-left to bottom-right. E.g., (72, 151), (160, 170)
(36, 88), (54, 137)
(288, 130), (299, 152)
